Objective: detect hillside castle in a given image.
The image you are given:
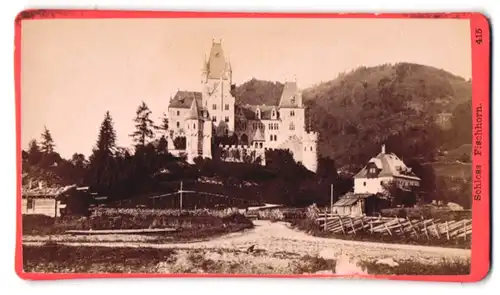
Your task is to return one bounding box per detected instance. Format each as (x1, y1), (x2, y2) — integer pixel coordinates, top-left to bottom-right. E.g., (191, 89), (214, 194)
(166, 40), (318, 172)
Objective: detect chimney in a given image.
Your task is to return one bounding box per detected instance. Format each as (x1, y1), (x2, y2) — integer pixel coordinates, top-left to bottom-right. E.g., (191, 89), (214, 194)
(381, 144), (386, 154)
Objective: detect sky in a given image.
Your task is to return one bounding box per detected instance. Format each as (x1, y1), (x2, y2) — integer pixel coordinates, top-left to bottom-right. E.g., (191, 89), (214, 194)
(21, 18), (472, 158)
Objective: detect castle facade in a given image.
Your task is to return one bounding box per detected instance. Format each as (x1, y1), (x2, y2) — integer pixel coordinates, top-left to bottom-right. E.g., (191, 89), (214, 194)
(166, 40), (318, 173)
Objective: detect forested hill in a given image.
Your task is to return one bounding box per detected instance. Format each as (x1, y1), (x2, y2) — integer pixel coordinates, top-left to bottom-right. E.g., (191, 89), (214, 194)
(234, 63), (472, 169)
(233, 79), (284, 106)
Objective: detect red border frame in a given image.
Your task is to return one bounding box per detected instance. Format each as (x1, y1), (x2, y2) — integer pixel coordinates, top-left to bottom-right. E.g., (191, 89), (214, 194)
(14, 10), (491, 282)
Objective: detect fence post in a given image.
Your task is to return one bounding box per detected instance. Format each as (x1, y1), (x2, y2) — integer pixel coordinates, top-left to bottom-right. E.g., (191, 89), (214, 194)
(338, 216), (346, 234)
(179, 181), (183, 212)
(350, 217), (356, 235)
(463, 220), (467, 241)
(324, 210), (328, 231)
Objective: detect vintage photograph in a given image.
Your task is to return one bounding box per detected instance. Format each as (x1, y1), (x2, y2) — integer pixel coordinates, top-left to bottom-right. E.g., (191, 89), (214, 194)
(20, 16), (472, 276)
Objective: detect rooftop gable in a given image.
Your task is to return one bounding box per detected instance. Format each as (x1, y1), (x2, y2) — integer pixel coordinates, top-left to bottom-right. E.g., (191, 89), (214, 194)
(354, 145), (421, 181)
(169, 91), (202, 109)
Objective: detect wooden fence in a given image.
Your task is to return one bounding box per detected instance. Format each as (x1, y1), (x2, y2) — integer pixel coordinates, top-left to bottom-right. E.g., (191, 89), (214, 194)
(315, 213), (472, 241)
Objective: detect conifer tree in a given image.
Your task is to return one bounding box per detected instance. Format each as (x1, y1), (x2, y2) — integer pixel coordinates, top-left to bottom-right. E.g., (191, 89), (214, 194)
(40, 126), (55, 154)
(130, 101), (155, 148)
(95, 111), (117, 156)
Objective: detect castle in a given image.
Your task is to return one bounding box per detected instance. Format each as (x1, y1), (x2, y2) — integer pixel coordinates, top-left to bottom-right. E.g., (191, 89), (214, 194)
(166, 40), (318, 172)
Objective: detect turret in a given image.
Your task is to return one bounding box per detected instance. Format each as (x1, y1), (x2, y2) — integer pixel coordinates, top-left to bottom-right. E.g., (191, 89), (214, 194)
(302, 131), (318, 173)
(186, 99), (202, 163)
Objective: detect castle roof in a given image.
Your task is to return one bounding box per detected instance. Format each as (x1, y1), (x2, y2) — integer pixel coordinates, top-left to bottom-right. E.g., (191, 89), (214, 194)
(354, 145), (421, 181)
(169, 91), (202, 109)
(206, 41), (230, 80)
(186, 98), (201, 120)
(238, 105), (278, 120)
(278, 82), (302, 108)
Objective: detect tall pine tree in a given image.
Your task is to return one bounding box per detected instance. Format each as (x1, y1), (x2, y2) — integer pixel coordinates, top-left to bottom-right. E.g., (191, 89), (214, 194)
(87, 111), (117, 192)
(130, 101), (155, 148)
(95, 111), (117, 156)
(40, 126), (55, 154)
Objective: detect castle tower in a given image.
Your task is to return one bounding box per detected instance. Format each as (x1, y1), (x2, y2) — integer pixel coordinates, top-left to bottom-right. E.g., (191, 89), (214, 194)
(185, 99), (203, 163)
(201, 39), (235, 136)
(302, 131), (318, 173)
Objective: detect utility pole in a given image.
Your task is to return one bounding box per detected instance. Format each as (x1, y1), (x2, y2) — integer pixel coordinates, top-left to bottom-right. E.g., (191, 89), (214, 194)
(330, 184), (334, 214)
(180, 181), (183, 212)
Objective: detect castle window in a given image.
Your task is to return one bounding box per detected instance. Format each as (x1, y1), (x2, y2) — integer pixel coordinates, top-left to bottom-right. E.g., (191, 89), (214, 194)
(256, 109), (261, 119)
(176, 110), (180, 116)
(269, 123), (272, 130)
(290, 110), (295, 116)
(193, 123), (196, 129)
(310, 146), (312, 151)
(259, 142), (263, 148)
(212, 116), (216, 122)
(270, 135), (273, 141)
(274, 135), (277, 141)
(176, 121), (180, 128)
(225, 104), (229, 111)
(212, 104), (217, 110)
(272, 110), (276, 118)
(289, 122), (295, 131)
(225, 116), (229, 123)
(363, 182), (367, 186)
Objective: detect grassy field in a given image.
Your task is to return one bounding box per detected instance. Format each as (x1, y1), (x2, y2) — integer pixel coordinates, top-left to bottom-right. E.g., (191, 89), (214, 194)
(22, 209), (254, 242)
(22, 243), (470, 275)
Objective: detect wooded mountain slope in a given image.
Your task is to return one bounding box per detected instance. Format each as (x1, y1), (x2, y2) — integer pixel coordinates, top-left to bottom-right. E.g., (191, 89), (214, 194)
(234, 63), (472, 169)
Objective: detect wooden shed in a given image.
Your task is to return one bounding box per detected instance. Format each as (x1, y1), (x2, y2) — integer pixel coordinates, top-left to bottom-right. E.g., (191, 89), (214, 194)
(332, 192), (389, 217)
(21, 184), (78, 217)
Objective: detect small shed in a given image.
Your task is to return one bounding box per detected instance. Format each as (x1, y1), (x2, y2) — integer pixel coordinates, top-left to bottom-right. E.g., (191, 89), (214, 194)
(21, 184), (78, 217)
(332, 192), (389, 217)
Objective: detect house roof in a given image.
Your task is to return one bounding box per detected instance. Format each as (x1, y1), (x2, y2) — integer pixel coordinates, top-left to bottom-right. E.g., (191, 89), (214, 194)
(354, 147), (421, 181)
(206, 41), (230, 80)
(333, 192), (374, 207)
(186, 98), (201, 120)
(278, 82), (302, 108)
(22, 184), (77, 198)
(169, 91), (202, 109)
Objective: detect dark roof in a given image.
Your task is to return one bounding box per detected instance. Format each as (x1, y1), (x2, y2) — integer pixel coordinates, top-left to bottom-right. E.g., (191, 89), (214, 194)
(354, 150), (421, 181)
(237, 105), (278, 120)
(22, 185), (77, 198)
(333, 192), (374, 207)
(278, 82), (302, 108)
(169, 91), (202, 109)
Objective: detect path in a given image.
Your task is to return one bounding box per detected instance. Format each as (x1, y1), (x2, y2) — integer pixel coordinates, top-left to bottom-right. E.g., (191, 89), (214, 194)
(23, 220), (470, 264)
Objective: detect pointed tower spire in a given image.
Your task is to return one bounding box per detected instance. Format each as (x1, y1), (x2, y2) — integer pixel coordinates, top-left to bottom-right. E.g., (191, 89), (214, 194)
(186, 98), (200, 120)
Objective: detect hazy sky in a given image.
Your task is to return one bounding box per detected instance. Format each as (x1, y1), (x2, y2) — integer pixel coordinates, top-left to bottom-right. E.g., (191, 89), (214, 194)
(21, 18), (472, 158)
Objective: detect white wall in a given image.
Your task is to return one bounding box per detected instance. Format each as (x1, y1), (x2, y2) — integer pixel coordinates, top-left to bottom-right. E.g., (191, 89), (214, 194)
(354, 177), (393, 194)
(22, 198), (61, 217)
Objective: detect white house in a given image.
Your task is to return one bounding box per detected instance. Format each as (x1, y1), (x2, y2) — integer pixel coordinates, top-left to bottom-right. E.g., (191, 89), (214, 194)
(353, 145), (421, 195)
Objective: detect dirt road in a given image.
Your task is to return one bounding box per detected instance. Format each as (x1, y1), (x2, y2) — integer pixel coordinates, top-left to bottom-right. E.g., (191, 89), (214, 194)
(23, 220), (470, 264)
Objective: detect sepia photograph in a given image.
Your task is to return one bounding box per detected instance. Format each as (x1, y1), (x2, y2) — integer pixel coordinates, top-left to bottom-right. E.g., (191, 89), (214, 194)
(19, 14), (474, 277)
